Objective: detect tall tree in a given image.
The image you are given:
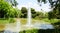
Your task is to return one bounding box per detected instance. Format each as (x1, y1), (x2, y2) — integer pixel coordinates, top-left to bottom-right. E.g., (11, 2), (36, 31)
(21, 7), (27, 18)
(0, 0), (12, 18)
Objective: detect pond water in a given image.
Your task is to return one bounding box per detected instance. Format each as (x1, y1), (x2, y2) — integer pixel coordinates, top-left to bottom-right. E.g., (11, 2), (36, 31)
(0, 22), (54, 33)
(4, 30), (19, 33)
(33, 23), (54, 29)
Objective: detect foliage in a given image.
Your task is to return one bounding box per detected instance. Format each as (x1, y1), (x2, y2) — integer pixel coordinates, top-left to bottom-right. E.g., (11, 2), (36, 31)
(37, 0), (60, 19)
(21, 7), (27, 18)
(0, 18), (16, 24)
(0, 0), (21, 18)
(0, 3), (44, 18)
(9, 18), (16, 23)
(0, 0), (12, 18)
(52, 20), (60, 29)
(48, 10), (60, 19)
(31, 8), (36, 18)
(42, 18), (58, 23)
(20, 29), (38, 33)
(0, 19), (9, 24)
(21, 7), (44, 19)
(5, 0), (18, 7)
(48, 11), (54, 19)
(19, 29), (60, 33)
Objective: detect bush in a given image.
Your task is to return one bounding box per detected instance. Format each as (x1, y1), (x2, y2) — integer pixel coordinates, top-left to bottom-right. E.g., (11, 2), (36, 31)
(9, 18), (16, 23)
(19, 29), (60, 33)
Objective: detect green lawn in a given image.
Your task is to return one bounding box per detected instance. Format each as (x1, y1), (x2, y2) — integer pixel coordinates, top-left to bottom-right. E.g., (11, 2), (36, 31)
(0, 19), (9, 24)
(0, 18), (16, 24)
(41, 18), (59, 23)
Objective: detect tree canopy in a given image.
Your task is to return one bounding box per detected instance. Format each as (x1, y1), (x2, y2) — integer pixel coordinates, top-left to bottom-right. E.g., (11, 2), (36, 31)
(21, 7), (28, 18)
(37, 0), (60, 19)
(5, 0), (18, 7)
(37, 0), (60, 12)
(0, 0), (12, 18)
(0, 0), (21, 18)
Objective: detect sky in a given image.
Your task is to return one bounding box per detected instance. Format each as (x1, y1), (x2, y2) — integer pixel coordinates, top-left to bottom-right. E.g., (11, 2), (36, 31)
(16, 0), (51, 12)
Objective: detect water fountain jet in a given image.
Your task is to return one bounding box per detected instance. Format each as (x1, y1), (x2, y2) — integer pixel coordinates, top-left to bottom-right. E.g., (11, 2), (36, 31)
(26, 3), (33, 28)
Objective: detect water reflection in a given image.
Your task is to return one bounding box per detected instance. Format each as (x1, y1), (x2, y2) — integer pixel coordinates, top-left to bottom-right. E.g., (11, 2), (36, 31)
(34, 22), (54, 29)
(4, 30), (19, 33)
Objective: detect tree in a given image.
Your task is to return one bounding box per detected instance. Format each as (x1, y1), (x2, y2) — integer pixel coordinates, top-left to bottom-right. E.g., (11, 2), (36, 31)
(0, 0), (20, 18)
(21, 7), (27, 18)
(48, 11), (54, 19)
(44, 12), (48, 18)
(0, 0), (12, 18)
(31, 8), (36, 18)
(35, 12), (44, 19)
(37, 0), (60, 19)
(5, 0), (18, 7)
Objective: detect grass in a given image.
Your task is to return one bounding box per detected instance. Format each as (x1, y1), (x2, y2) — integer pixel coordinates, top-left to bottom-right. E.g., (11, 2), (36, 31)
(0, 18), (16, 24)
(41, 18), (59, 23)
(0, 19), (9, 24)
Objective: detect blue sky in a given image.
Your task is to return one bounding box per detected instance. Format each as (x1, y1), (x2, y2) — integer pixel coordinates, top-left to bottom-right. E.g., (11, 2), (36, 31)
(16, 0), (51, 12)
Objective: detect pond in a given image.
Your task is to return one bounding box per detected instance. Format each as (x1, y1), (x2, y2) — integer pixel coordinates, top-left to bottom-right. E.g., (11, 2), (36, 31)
(0, 21), (54, 33)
